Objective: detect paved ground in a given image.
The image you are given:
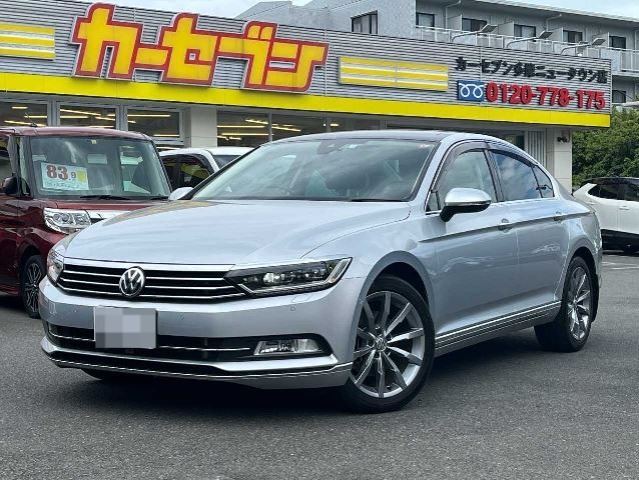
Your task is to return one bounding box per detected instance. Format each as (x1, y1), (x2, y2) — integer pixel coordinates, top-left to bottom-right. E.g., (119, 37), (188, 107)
(1, 253), (639, 480)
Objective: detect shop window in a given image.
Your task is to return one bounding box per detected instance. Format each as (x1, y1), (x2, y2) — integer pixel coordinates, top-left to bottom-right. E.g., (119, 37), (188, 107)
(217, 111), (269, 148)
(271, 115), (327, 142)
(610, 35), (627, 50)
(514, 24), (536, 38)
(416, 12), (435, 28)
(329, 117), (381, 132)
(0, 102), (48, 128)
(563, 30), (583, 44)
(127, 109), (180, 141)
(462, 18), (487, 32)
(612, 90), (627, 104)
(352, 12), (378, 34)
(58, 105), (116, 129)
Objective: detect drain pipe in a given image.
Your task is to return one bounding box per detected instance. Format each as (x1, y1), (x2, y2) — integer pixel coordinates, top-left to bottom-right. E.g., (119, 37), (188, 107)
(445, 0), (462, 30)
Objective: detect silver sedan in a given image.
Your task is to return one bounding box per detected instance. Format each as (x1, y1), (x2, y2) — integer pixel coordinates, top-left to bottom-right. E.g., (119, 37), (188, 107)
(40, 131), (602, 413)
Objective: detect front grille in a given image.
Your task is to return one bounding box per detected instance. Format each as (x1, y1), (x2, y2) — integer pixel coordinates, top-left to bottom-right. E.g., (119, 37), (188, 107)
(47, 324), (256, 362)
(57, 262), (247, 303)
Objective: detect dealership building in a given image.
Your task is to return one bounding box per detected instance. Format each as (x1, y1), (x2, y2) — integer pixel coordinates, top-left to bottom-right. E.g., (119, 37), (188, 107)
(0, 0), (622, 188)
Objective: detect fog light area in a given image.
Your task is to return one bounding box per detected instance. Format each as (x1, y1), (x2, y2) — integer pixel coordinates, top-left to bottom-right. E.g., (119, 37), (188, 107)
(254, 338), (322, 356)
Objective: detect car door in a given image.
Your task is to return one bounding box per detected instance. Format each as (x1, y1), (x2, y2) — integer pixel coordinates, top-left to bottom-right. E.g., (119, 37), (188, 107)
(582, 182), (620, 237)
(488, 147), (569, 310)
(617, 181), (639, 239)
(426, 142), (520, 336)
(0, 135), (20, 288)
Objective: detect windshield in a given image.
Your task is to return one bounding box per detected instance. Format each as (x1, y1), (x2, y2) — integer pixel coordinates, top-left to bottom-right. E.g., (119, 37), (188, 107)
(193, 139), (436, 202)
(27, 136), (171, 199)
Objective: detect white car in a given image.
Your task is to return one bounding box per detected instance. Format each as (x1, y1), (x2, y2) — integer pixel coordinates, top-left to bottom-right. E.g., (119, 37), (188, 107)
(574, 177), (639, 253)
(160, 147), (252, 190)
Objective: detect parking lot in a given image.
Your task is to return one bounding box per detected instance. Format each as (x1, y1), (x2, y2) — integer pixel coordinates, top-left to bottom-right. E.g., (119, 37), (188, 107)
(0, 253), (637, 480)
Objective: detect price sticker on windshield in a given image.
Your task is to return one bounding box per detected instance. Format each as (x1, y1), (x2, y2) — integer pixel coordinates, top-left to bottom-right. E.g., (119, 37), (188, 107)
(41, 163), (89, 191)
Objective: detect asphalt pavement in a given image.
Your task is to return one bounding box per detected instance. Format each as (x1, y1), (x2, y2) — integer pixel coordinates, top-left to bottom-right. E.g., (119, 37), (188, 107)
(1, 253), (638, 479)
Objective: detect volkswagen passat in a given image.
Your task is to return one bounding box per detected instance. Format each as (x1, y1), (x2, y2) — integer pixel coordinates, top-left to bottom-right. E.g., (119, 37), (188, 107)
(40, 131), (602, 413)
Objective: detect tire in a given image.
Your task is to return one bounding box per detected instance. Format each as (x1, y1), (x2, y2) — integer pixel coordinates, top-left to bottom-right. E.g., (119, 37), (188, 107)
(338, 275), (435, 414)
(82, 369), (148, 383)
(621, 245), (639, 255)
(535, 256), (595, 353)
(21, 255), (45, 319)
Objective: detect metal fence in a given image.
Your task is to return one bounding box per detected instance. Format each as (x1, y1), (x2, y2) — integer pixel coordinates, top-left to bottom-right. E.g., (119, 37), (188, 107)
(413, 26), (639, 74)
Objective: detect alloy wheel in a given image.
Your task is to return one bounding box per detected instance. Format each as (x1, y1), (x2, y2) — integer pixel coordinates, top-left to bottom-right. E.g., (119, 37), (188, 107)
(567, 266), (592, 341)
(351, 291), (426, 399)
(24, 262), (43, 315)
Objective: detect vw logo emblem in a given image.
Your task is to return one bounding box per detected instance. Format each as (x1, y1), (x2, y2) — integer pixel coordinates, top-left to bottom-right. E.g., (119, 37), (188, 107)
(119, 267), (145, 298)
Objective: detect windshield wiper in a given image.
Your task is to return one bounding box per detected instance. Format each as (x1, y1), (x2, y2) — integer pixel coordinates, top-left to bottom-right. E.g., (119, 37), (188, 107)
(345, 198), (406, 203)
(79, 194), (132, 200)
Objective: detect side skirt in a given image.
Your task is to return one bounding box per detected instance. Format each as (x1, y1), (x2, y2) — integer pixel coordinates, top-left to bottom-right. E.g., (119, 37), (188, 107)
(434, 302), (561, 357)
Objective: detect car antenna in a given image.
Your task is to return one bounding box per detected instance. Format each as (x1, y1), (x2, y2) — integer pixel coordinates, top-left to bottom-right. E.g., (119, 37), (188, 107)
(29, 122), (39, 128)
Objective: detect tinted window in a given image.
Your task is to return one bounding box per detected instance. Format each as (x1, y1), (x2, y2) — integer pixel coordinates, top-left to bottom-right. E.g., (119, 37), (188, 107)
(533, 165), (554, 198)
(492, 151), (541, 201)
(434, 150), (497, 210)
(0, 138), (11, 181)
(624, 183), (639, 202)
(589, 184), (619, 200)
(161, 156), (178, 189)
(178, 156), (211, 189)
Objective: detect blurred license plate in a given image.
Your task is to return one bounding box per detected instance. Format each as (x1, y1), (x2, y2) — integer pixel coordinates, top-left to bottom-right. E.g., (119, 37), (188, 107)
(94, 307), (157, 349)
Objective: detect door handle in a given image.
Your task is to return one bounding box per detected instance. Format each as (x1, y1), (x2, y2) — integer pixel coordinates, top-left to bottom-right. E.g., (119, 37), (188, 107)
(619, 206), (631, 211)
(554, 211), (566, 221)
(498, 219), (512, 231)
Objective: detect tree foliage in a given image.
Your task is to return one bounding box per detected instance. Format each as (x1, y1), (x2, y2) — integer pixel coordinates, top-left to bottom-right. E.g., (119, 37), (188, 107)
(573, 108), (639, 187)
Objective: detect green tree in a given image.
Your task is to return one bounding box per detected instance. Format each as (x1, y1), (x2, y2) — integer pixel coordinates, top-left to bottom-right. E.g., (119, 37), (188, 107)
(573, 108), (639, 187)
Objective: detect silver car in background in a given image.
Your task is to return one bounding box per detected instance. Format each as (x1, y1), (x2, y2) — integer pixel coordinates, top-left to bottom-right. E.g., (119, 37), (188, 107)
(40, 131), (602, 413)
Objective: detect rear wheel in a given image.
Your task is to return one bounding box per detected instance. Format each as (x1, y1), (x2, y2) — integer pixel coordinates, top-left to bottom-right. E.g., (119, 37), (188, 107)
(338, 276), (434, 413)
(535, 256), (594, 352)
(21, 255), (45, 319)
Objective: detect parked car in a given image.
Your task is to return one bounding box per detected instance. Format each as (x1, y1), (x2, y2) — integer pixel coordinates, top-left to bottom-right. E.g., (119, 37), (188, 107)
(574, 177), (639, 253)
(40, 131), (602, 413)
(160, 147), (252, 190)
(0, 126), (171, 317)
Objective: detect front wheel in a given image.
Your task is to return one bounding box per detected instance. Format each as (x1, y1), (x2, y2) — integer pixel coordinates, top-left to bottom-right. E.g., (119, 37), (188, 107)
(338, 275), (435, 413)
(21, 255), (45, 319)
(535, 256), (595, 352)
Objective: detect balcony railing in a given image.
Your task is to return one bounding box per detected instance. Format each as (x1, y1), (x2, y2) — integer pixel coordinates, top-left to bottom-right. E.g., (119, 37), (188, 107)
(414, 26), (639, 74)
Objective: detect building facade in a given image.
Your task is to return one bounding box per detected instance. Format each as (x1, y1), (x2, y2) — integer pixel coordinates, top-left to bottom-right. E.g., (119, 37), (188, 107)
(0, 0), (615, 188)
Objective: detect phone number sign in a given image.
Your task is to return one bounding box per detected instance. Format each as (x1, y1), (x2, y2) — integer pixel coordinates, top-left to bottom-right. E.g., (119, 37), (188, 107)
(457, 80), (607, 110)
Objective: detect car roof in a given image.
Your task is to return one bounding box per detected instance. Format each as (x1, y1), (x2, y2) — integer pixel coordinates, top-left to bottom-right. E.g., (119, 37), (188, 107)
(159, 147), (252, 157)
(0, 126), (150, 140)
(587, 176), (639, 185)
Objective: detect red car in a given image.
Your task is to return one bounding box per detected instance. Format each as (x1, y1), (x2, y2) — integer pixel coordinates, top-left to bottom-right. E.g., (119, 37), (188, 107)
(0, 126), (171, 317)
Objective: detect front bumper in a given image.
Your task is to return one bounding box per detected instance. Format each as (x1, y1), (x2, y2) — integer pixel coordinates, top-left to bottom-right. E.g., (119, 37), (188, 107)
(39, 276), (364, 389)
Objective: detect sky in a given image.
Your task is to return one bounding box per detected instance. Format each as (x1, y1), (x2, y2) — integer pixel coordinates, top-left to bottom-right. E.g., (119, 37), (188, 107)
(103, 0), (639, 19)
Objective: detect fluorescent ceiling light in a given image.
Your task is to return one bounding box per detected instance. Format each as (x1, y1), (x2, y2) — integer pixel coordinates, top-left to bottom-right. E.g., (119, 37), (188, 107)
(272, 126), (302, 132)
(246, 119), (269, 125)
(218, 132), (269, 136)
(4, 120), (45, 126)
(217, 125), (265, 129)
(128, 113), (172, 118)
(60, 108), (104, 116)
(60, 115), (89, 119)
(11, 106), (28, 110)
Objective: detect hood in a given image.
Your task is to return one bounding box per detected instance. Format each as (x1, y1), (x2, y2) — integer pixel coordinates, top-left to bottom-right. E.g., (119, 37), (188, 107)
(65, 200), (410, 265)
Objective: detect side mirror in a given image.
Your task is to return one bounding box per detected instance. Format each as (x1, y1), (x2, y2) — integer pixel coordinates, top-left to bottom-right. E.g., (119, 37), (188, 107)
(440, 188), (492, 222)
(168, 186), (193, 201)
(1, 176), (18, 196)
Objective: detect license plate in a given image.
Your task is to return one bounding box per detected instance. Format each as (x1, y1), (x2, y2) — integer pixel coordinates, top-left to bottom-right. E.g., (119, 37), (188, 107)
(94, 307), (157, 349)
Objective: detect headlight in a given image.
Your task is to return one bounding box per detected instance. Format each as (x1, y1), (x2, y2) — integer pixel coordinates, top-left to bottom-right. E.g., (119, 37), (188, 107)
(46, 248), (64, 284)
(226, 258), (351, 296)
(44, 208), (91, 234)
